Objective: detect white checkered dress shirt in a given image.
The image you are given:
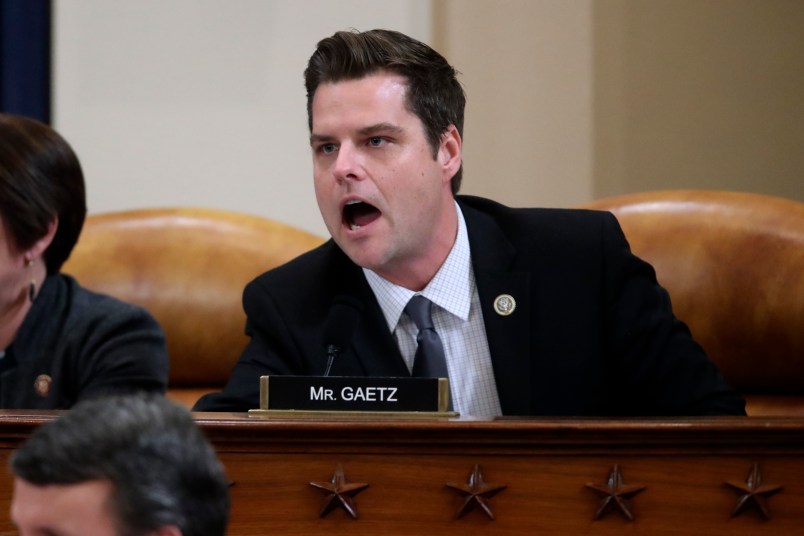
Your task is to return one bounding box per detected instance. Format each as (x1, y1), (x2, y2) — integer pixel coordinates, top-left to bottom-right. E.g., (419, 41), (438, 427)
(364, 203), (503, 417)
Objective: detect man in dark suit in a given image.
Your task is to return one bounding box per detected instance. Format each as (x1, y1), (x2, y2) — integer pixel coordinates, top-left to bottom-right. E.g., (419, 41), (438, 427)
(194, 29), (745, 416)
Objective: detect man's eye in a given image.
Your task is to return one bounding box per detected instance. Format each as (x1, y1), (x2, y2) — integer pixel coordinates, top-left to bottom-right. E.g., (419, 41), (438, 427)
(368, 137), (384, 147)
(319, 143), (336, 154)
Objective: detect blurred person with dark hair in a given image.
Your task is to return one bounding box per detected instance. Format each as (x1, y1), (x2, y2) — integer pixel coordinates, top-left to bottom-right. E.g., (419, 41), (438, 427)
(0, 113), (167, 408)
(10, 393), (230, 536)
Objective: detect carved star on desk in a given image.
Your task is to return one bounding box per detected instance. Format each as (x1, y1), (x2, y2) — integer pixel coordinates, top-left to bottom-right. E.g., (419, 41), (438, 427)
(725, 463), (783, 519)
(585, 464), (646, 521)
(309, 463), (369, 519)
(446, 464), (507, 519)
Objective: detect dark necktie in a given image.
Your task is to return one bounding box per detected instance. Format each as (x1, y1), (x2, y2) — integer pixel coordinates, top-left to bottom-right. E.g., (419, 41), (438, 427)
(405, 295), (449, 378)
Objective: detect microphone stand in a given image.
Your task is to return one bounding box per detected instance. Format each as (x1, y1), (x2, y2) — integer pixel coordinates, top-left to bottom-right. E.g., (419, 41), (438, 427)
(324, 344), (340, 376)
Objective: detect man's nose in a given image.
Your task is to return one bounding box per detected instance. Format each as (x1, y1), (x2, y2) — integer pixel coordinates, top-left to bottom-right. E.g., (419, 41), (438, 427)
(333, 144), (362, 182)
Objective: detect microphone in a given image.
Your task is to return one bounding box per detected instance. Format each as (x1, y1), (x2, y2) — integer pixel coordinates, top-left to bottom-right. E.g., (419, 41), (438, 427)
(323, 296), (362, 376)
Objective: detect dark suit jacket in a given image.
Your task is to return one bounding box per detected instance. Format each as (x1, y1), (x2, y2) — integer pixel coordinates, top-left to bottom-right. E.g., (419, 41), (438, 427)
(3, 274), (168, 409)
(194, 196), (745, 416)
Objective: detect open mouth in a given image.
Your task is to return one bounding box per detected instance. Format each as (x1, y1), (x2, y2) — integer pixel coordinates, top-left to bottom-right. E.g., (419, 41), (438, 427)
(343, 201), (381, 231)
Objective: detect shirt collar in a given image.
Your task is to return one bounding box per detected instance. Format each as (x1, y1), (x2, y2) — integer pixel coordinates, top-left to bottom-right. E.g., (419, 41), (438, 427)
(364, 201), (474, 331)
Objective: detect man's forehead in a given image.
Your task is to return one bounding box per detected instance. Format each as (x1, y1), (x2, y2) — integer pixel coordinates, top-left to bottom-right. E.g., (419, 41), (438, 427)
(318, 70), (409, 93)
(310, 76), (419, 137)
(11, 478), (118, 532)
(313, 73), (408, 109)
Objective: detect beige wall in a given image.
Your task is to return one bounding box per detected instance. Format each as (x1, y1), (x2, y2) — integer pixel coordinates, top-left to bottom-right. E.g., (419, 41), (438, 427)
(54, 0), (803, 236)
(54, 0), (432, 237)
(594, 0), (804, 202)
(437, 0), (803, 205)
(435, 0), (595, 208)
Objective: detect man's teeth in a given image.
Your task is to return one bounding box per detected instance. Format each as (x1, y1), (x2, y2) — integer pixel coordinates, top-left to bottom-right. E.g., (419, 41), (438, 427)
(350, 223), (361, 230)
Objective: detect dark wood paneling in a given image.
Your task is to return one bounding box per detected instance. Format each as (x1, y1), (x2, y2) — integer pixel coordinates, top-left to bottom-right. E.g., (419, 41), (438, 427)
(2, 412), (803, 535)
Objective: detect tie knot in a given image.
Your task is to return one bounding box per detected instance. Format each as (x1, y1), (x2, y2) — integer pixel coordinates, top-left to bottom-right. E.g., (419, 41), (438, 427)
(405, 295), (434, 331)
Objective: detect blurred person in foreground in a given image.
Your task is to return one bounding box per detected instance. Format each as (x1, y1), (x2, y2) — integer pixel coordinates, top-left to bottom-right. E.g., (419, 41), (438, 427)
(195, 29), (745, 417)
(0, 113), (168, 408)
(10, 393), (230, 536)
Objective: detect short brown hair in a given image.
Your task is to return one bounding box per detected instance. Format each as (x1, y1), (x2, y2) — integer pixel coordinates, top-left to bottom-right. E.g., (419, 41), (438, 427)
(304, 29), (466, 194)
(0, 114), (86, 274)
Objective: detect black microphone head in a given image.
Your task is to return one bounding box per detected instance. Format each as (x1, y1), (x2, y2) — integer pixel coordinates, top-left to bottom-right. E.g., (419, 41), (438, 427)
(323, 296), (363, 353)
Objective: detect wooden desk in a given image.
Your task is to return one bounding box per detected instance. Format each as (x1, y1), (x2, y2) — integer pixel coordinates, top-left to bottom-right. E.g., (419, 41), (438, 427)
(2, 412), (803, 535)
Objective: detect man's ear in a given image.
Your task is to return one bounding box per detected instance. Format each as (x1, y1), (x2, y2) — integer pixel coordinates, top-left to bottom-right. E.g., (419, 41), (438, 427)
(438, 124), (462, 183)
(24, 218), (58, 262)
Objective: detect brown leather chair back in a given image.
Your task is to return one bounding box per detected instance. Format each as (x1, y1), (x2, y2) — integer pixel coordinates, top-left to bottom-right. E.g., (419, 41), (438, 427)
(582, 190), (804, 416)
(61, 208), (324, 407)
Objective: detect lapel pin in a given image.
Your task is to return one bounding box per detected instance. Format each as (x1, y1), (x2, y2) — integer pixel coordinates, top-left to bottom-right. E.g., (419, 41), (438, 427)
(34, 374), (53, 398)
(493, 294), (516, 316)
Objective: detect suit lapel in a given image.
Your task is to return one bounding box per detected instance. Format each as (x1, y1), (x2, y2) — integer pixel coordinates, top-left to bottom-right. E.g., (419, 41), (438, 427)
(329, 250), (410, 377)
(461, 202), (533, 415)
(352, 291), (410, 377)
(326, 200), (538, 410)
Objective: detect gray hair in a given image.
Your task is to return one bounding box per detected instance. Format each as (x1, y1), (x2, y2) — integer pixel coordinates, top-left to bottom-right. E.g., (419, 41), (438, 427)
(10, 394), (230, 536)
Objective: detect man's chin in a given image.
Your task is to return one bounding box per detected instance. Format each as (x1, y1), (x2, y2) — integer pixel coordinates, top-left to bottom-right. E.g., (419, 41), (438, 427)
(338, 243), (386, 273)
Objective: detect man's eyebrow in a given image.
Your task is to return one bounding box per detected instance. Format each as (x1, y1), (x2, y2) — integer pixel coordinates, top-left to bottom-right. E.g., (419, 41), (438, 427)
(310, 123), (405, 146)
(309, 133), (334, 145)
(357, 123), (404, 136)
